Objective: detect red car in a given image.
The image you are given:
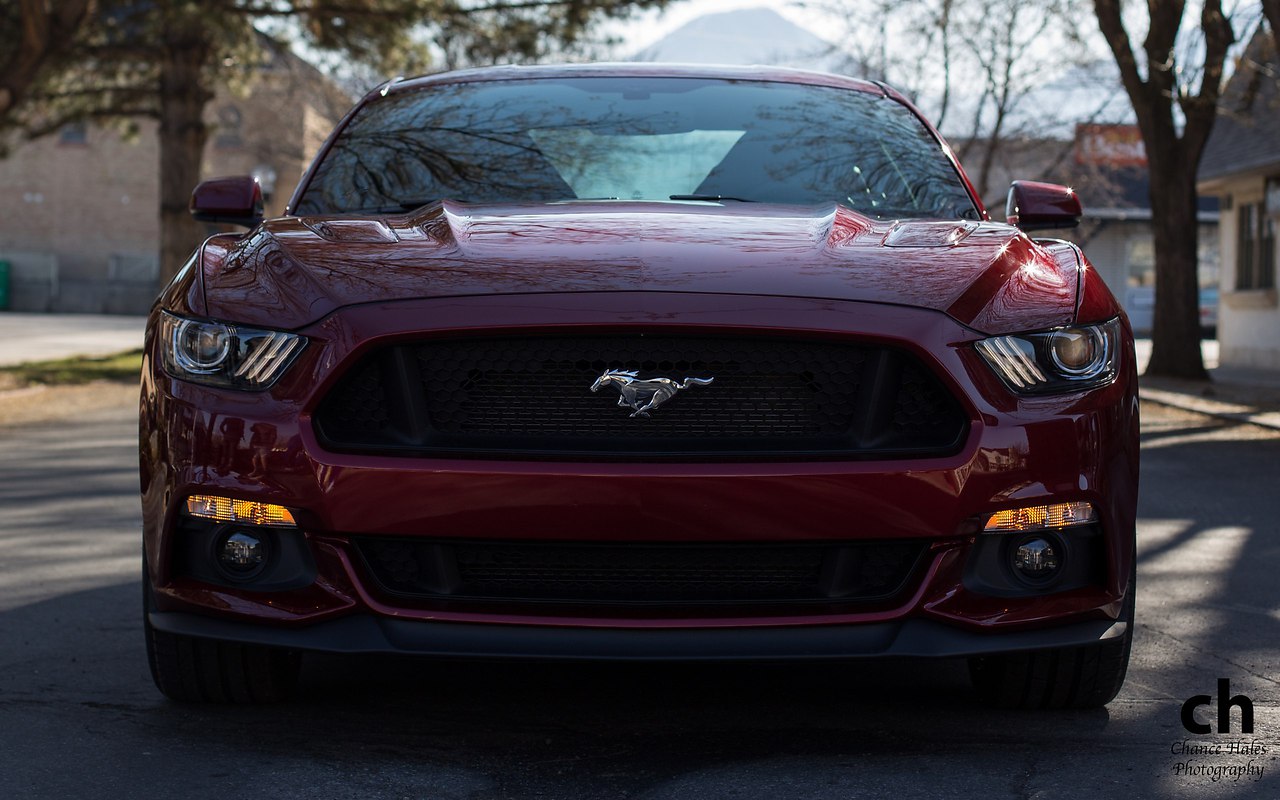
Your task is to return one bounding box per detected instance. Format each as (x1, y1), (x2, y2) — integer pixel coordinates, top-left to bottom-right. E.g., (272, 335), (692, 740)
(140, 64), (1138, 708)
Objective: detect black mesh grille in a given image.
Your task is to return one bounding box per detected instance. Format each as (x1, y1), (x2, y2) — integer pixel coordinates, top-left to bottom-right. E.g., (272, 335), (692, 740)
(315, 335), (966, 458)
(355, 538), (927, 606)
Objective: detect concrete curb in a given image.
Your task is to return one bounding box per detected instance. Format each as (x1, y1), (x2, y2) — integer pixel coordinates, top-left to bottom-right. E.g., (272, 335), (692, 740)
(0, 312), (146, 368)
(0, 385), (49, 402)
(1139, 386), (1280, 432)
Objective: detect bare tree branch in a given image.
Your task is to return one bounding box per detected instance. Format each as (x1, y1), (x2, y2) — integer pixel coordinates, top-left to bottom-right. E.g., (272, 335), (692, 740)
(1093, 0), (1149, 124)
(1090, 0), (1242, 379)
(1179, 0), (1236, 160)
(0, 0), (97, 120)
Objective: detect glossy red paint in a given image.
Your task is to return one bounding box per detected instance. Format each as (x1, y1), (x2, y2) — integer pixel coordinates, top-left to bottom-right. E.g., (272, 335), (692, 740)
(1005, 181), (1083, 231)
(196, 203), (1073, 335)
(142, 291), (1139, 625)
(190, 175), (264, 226)
(142, 64), (1138, 706)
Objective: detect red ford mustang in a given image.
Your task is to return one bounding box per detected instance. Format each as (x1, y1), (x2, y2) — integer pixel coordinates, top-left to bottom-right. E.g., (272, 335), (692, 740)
(140, 63), (1138, 707)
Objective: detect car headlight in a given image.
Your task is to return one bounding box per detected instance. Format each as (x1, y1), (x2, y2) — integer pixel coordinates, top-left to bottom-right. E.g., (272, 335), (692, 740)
(159, 312), (306, 390)
(975, 318), (1121, 394)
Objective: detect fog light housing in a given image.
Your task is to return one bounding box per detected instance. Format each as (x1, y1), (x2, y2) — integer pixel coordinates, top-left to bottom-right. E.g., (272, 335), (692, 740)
(1012, 536), (1061, 581)
(215, 530), (270, 580)
(965, 502), (1100, 595)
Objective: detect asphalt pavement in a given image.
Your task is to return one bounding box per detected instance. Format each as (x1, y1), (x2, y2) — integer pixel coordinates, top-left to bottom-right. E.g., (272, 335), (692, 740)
(0, 395), (1277, 798)
(1, 313), (1278, 797)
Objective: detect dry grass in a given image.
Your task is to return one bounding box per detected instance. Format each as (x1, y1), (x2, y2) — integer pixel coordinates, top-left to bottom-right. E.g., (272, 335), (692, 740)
(0, 350), (143, 387)
(0, 350), (141, 426)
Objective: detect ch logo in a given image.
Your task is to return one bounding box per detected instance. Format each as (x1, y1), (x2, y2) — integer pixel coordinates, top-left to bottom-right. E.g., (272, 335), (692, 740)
(1181, 678), (1254, 734)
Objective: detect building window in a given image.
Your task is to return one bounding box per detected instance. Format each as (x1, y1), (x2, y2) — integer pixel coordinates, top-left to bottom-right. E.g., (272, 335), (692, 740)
(1236, 202), (1276, 290)
(59, 122), (88, 145)
(215, 105), (244, 149)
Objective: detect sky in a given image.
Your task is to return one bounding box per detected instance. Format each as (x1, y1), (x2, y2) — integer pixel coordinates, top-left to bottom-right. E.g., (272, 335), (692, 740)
(609, 0), (838, 55)
(605, 0), (1137, 138)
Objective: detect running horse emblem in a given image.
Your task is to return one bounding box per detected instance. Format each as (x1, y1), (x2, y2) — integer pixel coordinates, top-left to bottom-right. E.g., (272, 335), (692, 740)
(589, 370), (715, 418)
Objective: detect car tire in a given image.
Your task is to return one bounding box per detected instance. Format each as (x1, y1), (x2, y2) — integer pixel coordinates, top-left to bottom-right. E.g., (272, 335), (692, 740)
(143, 559), (301, 703)
(968, 566), (1135, 710)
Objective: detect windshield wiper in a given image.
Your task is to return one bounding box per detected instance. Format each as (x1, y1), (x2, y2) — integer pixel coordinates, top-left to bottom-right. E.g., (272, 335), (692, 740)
(669, 194), (758, 203)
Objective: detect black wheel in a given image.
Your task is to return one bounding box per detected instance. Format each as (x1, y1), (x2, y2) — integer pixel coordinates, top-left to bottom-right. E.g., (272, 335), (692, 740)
(968, 565), (1135, 710)
(144, 557), (300, 703)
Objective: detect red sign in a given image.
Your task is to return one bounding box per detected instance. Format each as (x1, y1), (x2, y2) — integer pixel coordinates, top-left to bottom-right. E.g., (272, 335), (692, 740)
(1074, 124), (1147, 167)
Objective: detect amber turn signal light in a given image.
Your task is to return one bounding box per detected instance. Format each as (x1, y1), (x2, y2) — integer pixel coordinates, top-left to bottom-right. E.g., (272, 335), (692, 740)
(185, 495), (296, 527)
(983, 502), (1096, 533)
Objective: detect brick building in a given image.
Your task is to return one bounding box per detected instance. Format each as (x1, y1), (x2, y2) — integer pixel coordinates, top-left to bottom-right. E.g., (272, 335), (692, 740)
(0, 44), (350, 314)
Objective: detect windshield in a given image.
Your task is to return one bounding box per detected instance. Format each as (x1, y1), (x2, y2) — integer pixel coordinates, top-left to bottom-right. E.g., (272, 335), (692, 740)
(294, 76), (980, 221)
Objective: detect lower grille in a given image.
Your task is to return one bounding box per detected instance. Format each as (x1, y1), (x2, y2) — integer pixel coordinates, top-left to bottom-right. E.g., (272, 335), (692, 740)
(314, 334), (967, 459)
(355, 538), (927, 607)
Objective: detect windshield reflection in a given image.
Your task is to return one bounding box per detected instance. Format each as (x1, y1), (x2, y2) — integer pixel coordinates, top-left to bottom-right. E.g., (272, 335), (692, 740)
(295, 77), (978, 221)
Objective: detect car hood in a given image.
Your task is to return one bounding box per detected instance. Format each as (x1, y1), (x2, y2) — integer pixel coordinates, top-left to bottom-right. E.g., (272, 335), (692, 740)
(200, 201), (1082, 335)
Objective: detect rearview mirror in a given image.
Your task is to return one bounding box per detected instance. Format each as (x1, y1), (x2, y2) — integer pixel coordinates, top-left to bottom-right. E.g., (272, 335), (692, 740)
(1006, 181), (1082, 231)
(190, 176), (264, 227)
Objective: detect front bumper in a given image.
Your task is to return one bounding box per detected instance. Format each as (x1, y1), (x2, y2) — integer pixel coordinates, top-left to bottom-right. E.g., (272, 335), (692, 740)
(140, 292), (1139, 645)
(148, 610), (1128, 660)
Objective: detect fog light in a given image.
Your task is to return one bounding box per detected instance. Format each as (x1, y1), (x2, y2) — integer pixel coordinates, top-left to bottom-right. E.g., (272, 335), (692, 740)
(216, 530), (269, 579)
(1012, 536), (1061, 580)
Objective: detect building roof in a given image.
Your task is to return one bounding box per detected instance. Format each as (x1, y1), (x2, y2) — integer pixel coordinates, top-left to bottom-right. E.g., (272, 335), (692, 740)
(1199, 27), (1280, 184)
(1047, 164), (1218, 220)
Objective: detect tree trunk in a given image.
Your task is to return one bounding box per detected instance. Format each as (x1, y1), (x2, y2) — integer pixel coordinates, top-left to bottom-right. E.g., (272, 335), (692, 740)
(1265, 0), (1280, 56)
(1092, 0), (1232, 381)
(157, 17), (213, 288)
(1145, 151), (1208, 380)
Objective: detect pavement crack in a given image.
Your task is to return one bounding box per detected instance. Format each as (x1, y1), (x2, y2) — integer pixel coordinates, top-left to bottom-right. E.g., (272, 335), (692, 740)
(81, 701), (144, 712)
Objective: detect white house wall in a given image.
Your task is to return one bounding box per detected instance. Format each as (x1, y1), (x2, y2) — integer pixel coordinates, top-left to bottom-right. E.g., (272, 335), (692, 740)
(1217, 181), (1280, 370)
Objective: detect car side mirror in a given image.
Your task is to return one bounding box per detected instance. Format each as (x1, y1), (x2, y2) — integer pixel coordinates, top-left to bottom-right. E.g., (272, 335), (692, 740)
(1005, 181), (1082, 231)
(190, 176), (264, 227)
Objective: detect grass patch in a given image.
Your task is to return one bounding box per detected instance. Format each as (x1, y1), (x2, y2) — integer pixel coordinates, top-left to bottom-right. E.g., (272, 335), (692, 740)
(0, 350), (144, 388)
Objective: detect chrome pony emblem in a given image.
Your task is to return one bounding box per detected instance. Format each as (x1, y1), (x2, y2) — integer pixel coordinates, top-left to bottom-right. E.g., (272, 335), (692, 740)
(589, 370), (714, 418)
